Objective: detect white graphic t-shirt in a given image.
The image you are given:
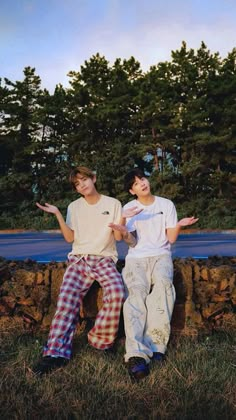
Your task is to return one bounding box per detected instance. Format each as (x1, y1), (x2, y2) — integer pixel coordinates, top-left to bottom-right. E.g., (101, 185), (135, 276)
(124, 196), (177, 258)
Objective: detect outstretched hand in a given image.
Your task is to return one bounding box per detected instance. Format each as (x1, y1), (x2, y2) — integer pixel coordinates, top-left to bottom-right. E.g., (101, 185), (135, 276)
(122, 206), (143, 218)
(178, 216), (199, 227)
(108, 223), (128, 233)
(36, 202), (59, 215)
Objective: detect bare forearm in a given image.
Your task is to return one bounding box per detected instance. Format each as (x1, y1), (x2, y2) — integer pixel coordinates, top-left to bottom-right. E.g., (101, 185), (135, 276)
(113, 216), (127, 241)
(167, 216), (198, 244)
(119, 215), (137, 247)
(166, 223), (181, 244)
(123, 231), (137, 247)
(55, 211), (74, 242)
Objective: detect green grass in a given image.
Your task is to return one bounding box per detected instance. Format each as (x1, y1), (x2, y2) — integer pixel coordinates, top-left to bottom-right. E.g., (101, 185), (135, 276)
(0, 319), (235, 420)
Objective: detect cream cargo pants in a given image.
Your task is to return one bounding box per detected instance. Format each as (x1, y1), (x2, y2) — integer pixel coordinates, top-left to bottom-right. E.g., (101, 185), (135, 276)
(123, 254), (176, 362)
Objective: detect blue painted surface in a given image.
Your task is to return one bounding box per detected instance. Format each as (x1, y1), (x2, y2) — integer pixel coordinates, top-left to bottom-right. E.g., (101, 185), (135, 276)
(0, 232), (235, 262)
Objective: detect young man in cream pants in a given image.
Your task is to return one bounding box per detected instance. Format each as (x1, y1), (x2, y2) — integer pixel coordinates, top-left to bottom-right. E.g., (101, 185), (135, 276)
(110, 168), (198, 382)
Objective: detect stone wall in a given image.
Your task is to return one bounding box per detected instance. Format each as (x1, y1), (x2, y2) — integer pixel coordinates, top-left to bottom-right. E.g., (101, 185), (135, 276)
(0, 256), (235, 335)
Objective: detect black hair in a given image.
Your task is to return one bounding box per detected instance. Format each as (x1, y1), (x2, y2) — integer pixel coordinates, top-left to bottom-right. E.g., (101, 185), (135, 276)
(124, 168), (145, 192)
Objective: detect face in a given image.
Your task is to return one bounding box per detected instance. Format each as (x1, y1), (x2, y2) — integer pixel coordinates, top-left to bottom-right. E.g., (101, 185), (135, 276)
(74, 174), (96, 196)
(130, 176), (151, 197)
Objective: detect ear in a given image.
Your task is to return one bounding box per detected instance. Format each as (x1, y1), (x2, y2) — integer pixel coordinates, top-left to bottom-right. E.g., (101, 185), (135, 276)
(92, 175), (97, 184)
(129, 188), (135, 196)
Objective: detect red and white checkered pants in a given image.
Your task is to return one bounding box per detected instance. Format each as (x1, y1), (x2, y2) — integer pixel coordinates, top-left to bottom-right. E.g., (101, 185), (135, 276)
(43, 255), (125, 359)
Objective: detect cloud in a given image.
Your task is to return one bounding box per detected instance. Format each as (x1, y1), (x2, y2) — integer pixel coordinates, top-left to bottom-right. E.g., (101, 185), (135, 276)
(1, 0), (236, 91)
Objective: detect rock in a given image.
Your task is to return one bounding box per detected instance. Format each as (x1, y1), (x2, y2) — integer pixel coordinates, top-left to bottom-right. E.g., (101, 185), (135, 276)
(0, 256), (235, 336)
(231, 287), (236, 306)
(194, 282), (217, 304)
(211, 294), (230, 303)
(50, 268), (64, 305)
(14, 269), (36, 286)
(200, 267), (210, 281)
(174, 260), (193, 303)
(0, 261), (11, 285)
(80, 282), (103, 318)
(201, 302), (228, 319)
(192, 262), (201, 282)
(218, 278), (230, 292)
(209, 265), (235, 283)
(0, 296), (16, 315)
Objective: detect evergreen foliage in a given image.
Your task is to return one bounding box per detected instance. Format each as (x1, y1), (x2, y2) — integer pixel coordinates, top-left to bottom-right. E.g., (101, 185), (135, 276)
(0, 42), (235, 229)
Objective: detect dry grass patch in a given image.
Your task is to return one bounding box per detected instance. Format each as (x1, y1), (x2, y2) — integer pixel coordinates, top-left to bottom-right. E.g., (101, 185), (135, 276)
(0, 318), (235, 419)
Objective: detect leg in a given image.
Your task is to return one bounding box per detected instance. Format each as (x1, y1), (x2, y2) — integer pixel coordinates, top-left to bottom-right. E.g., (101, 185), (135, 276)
(43, 256), (93, 359)
(144, 255), (175, 355)
(123, 258), (152, 362)
(87, 256), (125, 350)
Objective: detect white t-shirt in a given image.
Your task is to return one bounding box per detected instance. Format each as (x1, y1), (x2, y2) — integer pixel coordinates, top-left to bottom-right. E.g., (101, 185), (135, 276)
(124, 196), (178, 258)
(66, 195), (122, 260)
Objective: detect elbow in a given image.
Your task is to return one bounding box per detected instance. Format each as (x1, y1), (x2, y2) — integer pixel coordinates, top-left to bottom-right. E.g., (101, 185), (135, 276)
(65, 236), (74, 243)
(168, 236), (177, 244)
(64, 228), (74, 243)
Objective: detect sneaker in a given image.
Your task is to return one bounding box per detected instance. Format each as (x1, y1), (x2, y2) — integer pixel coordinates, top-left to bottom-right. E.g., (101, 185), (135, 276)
(127, 357), (150, 382)
(151, 352), (165, 362)
(32, 356), (68, 376)
(103, 347), (116, 357)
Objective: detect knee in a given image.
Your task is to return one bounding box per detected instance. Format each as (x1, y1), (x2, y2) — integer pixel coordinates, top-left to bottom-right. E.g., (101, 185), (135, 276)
(125, 285), (148, 304)
(123, 291), (147, 316)
(153, 279), (175, 300)
(159, 276), (174, 289)
(107, 283), (125, 303)
(116, 285), (125, 302)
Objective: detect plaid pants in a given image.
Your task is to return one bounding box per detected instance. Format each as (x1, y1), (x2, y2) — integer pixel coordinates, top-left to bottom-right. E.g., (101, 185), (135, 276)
(43, 255), (125, 359)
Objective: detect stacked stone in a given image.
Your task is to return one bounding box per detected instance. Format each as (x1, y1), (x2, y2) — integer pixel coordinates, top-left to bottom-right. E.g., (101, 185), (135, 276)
(0, 256), (235, 334)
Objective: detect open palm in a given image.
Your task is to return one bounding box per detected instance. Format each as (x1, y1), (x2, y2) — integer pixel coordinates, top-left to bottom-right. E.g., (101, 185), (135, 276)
(178, 216), (199, 227)
(36, 202), (59, 215)
(122, 206), (143, 218)
(108, 223), (128, 233)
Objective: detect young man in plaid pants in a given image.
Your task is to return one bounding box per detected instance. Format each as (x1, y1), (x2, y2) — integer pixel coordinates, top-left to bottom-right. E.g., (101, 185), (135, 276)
(33, 166), (137, 375)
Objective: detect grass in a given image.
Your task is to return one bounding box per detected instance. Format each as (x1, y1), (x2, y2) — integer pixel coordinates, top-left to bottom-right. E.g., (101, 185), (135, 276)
(0, 319), (235, 420)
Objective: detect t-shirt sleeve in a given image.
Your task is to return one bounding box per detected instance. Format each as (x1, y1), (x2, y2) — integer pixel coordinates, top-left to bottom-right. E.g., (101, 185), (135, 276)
(123, 203), (136, 233)
(113, 200), (122, 224)
(166, 201), (178, 228)
(66, 203), (73, 229)
(126, 218), (136, 232)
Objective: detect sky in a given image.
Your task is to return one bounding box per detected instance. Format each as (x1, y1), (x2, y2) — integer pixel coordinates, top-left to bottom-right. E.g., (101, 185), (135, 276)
(1, 0), (236, 92)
